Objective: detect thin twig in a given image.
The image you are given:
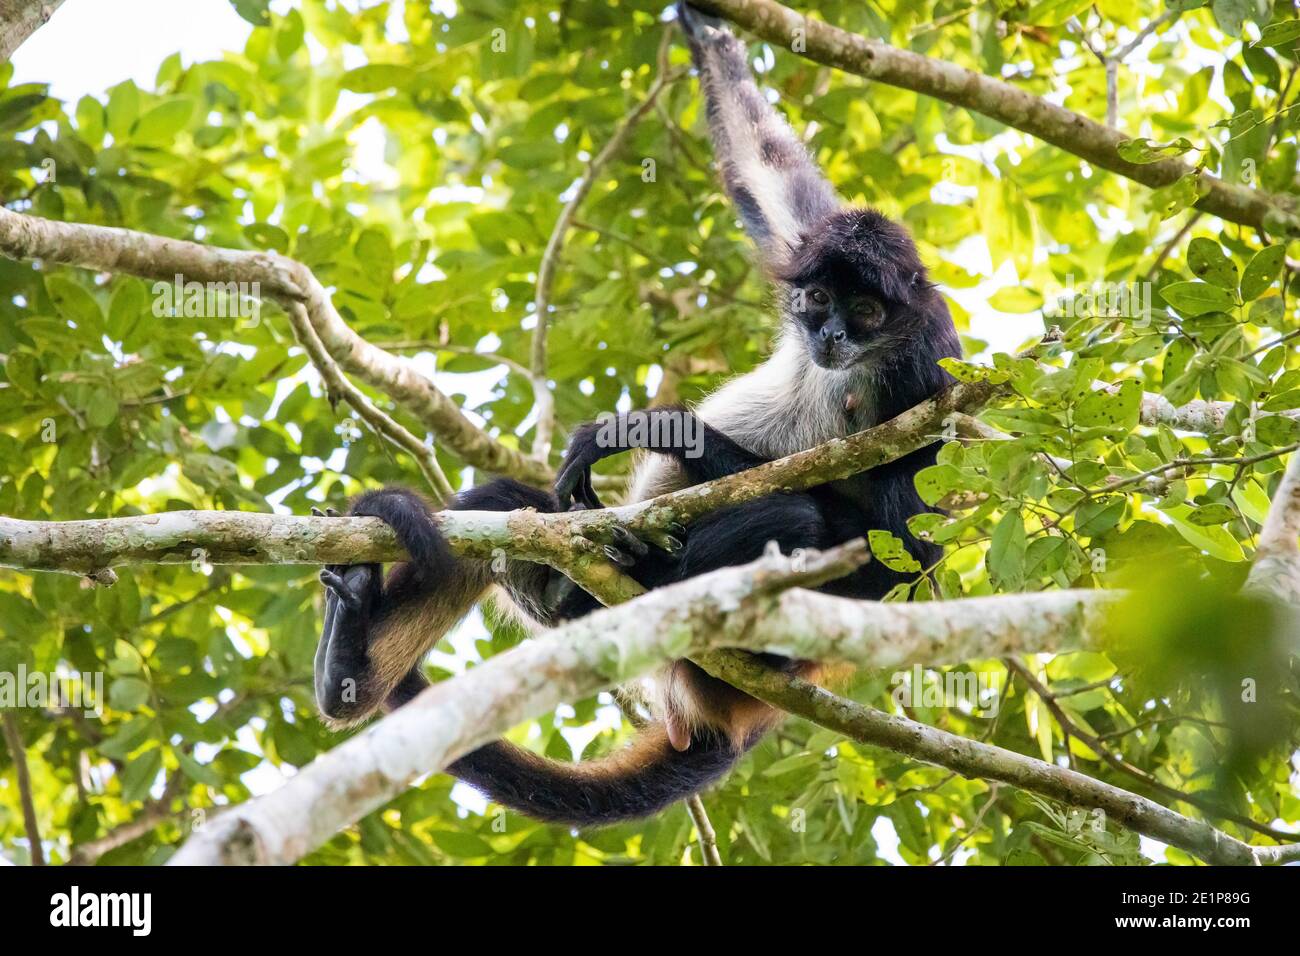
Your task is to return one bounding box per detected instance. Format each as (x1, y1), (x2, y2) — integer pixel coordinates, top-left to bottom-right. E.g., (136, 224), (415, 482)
(284, 302), (453, 503)
(1005, 659), (1298, 844)
(685, 795), (723, 866)
(0, 712), (44, 865)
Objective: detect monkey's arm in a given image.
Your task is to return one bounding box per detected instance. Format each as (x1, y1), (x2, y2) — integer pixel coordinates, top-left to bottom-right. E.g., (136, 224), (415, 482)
(678, 2), (840, 267)
(555, 407), (767, 508)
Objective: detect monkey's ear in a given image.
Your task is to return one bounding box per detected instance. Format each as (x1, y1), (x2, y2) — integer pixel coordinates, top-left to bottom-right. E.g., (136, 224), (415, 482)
(683, 9), (841, 269)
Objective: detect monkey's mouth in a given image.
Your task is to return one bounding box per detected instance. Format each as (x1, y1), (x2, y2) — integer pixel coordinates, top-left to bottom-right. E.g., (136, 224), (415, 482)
(811, 341), (871, 370)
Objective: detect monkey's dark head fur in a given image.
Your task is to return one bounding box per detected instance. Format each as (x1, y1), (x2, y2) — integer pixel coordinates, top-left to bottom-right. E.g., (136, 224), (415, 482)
(774, 207), (947, 371)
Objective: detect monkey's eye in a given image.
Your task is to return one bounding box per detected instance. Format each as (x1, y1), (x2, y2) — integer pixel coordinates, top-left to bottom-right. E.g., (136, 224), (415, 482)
(860, 297), (884, 320)
(808, 288), (830, 306)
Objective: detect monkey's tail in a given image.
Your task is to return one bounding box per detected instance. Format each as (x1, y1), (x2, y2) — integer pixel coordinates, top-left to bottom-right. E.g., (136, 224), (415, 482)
(448, 724), (760, 827)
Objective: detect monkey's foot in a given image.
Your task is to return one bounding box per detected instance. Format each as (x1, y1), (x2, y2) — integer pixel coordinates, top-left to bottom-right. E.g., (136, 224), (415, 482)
(573, 510), (687, 567)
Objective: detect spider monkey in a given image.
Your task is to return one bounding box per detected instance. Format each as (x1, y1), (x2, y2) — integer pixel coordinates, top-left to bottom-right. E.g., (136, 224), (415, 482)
(312, 4), (961, 826)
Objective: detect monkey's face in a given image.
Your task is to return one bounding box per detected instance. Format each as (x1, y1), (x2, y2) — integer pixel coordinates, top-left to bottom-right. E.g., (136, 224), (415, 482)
(787, 280), (887, 370)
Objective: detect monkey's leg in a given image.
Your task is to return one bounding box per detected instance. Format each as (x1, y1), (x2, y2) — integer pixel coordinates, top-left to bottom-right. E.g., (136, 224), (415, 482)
(315, 560), (386, 720)
(382, 665), (431, 712)
(314, 481), (667, 723)
(659, 491), (830, 749)
(312, 487), (502, 724)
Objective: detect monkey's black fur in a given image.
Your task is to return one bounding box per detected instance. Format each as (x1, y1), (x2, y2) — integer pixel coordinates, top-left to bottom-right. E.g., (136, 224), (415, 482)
(311, 4), (962, 826)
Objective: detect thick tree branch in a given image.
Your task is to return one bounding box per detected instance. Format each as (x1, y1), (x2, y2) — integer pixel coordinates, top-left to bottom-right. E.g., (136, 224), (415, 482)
(694, 650), (1300, 866)
(0, 207), (552, 486)
(0, 0), (62, 62)
(3, 365), (1289, 586)
(167, 543), (1122, 864)
(694, 0), (1300, 234)
(1246, 450), (1300, 604)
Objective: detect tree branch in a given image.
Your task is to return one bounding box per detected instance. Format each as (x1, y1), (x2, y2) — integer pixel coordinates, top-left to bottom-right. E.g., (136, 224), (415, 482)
(0, 0), (63, 62)
(1245, 450), (1300, 604)
(166, 543), (1123, 864)
(1004, 657), (1296, 843)
(0, 712), (44, 865)
(684, 795), (723, 865)
(0, 207), (552, 486)
(67, 776), (183, 866)
(694, 650), (1300, 866)
(693, 0), (1300, 234)
(283, 302), (453, 503)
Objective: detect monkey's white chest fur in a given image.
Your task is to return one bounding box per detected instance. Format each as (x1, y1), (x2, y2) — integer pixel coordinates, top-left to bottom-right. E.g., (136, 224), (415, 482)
(628, 333), (878, 502)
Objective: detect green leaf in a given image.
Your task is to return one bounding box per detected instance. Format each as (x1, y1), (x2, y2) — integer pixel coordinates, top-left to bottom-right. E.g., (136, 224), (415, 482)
(1186, 238), (1238, 290)
(45, 275), (104, 334)
(1165, 506), (1245, 561)
(1074, 380), (1141, 430)
(987, 512), (1026, 591)
(1255, 415), (1300, 445)
(1231, 480), (1272, 524)
(1240, 245), (1285, 300)
(244, 222), (290, 253)
(120, 747), (163, 803)
(867, 530), (922, 573)
(429, 830), (494, 858)
(277, 9), (306, 59)
(1185, 503), (1236, 526)
(913, 464), (965, 506)
(1158, 281), (1237, 315)
(109, 676), (151, 711)
(762, 751), (821, 777)
(1075, 498), (1125, 536)
(1258, 19), (1300, 47)
(176, 750), (222, 786)
(105, 81), (139, 138)
(108, 280), (147, 340)
(230, 0), (271, 26)
(132, 98), (194, 146)
(1212, 0), (1250, 37)
(1116, 137), (1195, 163)
(937, 357), (1009, 384)
(340, 64), (415, 92)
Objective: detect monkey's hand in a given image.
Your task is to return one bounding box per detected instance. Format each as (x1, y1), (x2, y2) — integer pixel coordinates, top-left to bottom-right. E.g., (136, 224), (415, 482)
(676, 2), (726, 42)
(313, 507), (383, 636)
(556, 410), (700, 510)
(554, 419), (617, 510)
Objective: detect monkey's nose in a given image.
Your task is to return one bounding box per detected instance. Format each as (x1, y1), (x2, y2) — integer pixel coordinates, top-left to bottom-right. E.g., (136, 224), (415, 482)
(819, 325), (847, 344)
(833, 329), (847, 344)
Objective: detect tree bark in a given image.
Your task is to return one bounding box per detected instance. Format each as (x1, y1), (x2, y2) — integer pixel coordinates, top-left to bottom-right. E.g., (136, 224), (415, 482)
(0, 0), (62, 62)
